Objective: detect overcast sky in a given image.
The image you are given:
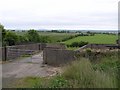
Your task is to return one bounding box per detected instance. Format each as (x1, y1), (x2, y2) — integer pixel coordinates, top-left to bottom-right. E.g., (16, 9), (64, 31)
(0, 0), (119, 30)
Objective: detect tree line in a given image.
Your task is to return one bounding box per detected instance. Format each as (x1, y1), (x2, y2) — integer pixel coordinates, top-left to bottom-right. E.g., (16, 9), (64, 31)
(0, 24), (50, 46)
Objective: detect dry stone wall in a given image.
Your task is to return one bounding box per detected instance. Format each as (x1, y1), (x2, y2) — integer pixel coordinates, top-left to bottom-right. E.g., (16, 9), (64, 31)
(77, 44), (118, 51)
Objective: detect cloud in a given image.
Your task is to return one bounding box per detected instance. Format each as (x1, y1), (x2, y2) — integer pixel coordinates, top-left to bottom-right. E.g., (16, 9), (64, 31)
(0, 0), (119, 30)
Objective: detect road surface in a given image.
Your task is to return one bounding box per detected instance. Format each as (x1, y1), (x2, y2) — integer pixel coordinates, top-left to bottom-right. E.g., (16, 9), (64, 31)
(2, 52), (60, 88)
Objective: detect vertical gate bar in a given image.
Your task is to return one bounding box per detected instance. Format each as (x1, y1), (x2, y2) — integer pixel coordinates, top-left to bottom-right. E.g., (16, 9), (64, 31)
(4, 46), (7, 61)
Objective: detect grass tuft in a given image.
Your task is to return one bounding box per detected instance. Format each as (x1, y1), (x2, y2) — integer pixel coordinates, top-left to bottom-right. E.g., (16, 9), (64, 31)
(62, 59), (117, 88)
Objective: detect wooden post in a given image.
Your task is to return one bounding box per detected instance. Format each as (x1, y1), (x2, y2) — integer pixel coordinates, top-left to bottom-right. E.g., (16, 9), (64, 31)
(4, 46), (7, 61)
(39, 44), (41, 51)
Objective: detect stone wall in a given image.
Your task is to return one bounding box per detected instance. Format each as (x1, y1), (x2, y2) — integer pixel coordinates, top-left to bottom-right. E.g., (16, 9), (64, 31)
(46, 43), (66, 49)
(43, 48), (76, 66)
(77, 44), (118, 51)
(85, 44), (110, 49)
(43, 43), (119, 66)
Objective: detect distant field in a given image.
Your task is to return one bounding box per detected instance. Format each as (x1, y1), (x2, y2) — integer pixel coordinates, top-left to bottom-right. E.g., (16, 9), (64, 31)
(64, 34), (118, 45)
(15, 31), (118, 44)
(14, 31), (27, 35)
(15, 31), (77, 43)
(39, 32), (75, 43)
(38, 32), (77, 43)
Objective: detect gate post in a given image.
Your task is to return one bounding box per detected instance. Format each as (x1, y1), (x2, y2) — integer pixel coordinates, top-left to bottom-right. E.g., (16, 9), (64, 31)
(39, 43), (41, 51)
(4, 46), (7, 61)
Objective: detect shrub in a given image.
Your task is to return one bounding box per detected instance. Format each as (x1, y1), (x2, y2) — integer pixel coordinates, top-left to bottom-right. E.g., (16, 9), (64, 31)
(70, 42), (79, 47)
(33, 76), (70, 88)
(4, 31), (19, 46)
(78, 41), (88, 47)
(49, 76), (69, 88)
(68, 41), (88, 47)
(86, 48), (92, 53)
(26, 29), (40, 42)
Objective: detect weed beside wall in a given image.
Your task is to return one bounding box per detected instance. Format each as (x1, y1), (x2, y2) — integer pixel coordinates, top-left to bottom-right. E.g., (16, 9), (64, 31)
(62, 59), (117, 88)
(33, 57), (118, 88)
(75, 50), (118, 62)
(10, 51), (119, 88)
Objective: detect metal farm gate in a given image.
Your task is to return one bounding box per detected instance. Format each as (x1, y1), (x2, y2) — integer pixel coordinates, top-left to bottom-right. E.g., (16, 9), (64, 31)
(3, 47), (43, 63)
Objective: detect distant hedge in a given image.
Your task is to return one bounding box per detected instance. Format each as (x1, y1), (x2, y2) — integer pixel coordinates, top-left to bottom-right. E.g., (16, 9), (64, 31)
(67, 41), (88, 47)
(58, 33), (95, 43)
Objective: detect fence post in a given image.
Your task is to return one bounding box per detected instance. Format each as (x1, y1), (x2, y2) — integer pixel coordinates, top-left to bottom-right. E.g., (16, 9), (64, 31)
(39, 44), (41, 51)
(4, 46), (7, 61)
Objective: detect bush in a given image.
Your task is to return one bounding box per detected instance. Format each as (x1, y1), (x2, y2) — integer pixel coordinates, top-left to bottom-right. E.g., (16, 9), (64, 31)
(2, 28), (52, 46)
(39, 36), (51, 43)
(68, 41), (88, 47)
(70, 42), (79, 47)
(26, 29), (40, 42)
(86, 48), (92, 53)
(49, 76), (69, 88)
(4, 31), (19, 46)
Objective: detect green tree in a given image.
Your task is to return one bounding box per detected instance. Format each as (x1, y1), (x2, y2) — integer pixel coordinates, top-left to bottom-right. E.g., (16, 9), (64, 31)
(4, 31), (18, 46)
(26, 29), (40, 43)
(0, 24), (6, 46)
(17, 35), (29, 44)
(39, 36), (51, 43)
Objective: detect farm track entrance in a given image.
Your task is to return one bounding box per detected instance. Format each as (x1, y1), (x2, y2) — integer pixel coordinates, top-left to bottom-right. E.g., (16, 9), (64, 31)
(2, 52), (54, 88)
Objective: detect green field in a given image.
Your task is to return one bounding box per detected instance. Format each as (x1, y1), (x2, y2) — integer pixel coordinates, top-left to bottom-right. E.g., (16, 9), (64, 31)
(64, 34), (118, 45)
(15, 31), (118, 44)
(38, 32), (77, 43)
(15, 31), (77, 43)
